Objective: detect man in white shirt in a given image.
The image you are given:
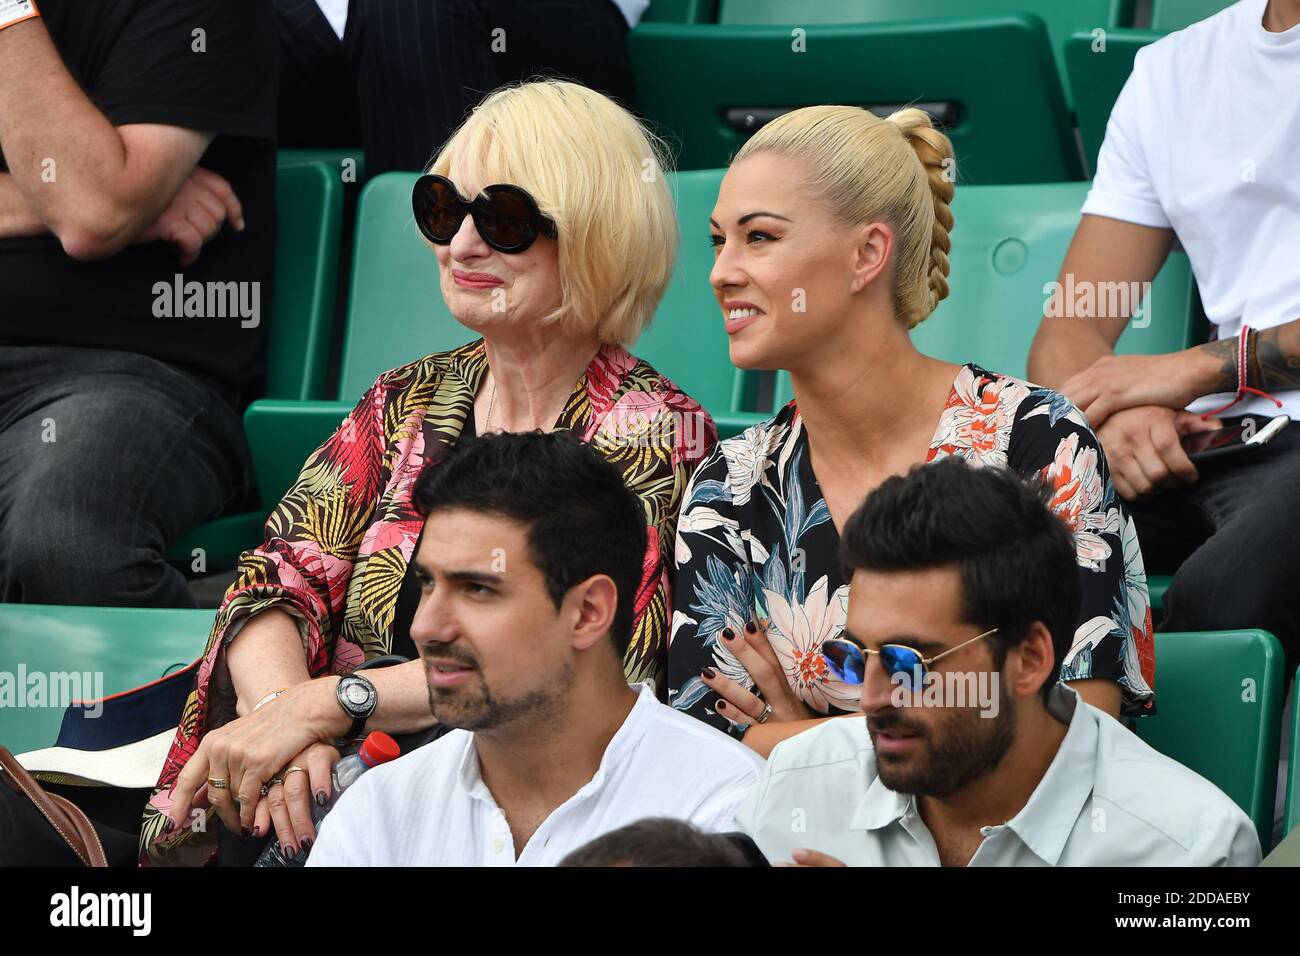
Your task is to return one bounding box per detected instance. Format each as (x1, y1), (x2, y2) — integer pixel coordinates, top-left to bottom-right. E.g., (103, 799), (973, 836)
(737, 458), (1260, 867)
(308, 431), (763, 866)
(1027, 0), (1300, 680)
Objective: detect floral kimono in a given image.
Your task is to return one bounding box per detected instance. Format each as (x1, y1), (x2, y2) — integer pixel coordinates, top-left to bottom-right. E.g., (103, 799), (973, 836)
(141, 339), (715, 865)
(668, 363), (1156, 735)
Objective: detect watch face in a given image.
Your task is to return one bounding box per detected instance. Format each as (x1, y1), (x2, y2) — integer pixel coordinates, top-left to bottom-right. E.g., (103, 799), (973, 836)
(341, 677), (375, 712)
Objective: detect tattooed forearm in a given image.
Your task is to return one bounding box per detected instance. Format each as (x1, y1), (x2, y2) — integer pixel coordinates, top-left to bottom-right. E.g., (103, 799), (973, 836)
(1194, 321), (1300, 393)
(1252, 323), (1300, 391)
(1200, 336), (1239, 392)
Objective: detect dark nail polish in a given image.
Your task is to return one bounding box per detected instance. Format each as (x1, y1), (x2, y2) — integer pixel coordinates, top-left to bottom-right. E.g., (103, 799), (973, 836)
(722, 627), (735, 641)
(716, 700), (726, 710)
(315, 790), (328, 807)
(284, 844), (298, 860)
(702, 666), (716, 679)
(301, 838), (313, 854)
(163, 817), (175, 833)
(252, 825), (263, 839)
(745, 621), (757, 634)
(240, 826), (251, 840)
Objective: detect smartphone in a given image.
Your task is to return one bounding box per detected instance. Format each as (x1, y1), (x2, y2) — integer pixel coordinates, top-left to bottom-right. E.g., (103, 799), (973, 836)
(1181, 415), (1290, 462)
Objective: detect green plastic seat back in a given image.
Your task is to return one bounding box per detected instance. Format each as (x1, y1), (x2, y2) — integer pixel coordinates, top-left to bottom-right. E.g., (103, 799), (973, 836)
(266, 161), (343, 400)
(1066, 29), (1162, 175)
(1288, 666), (1300, 835)
(910, 181), (1196, 380)
(167, 160), (344, 562)
(636, 169), (744, 416)
(1150, 0), (1235, 31)
(277, 148), (365, 184)
(629, 15), (1081, 182)
(716, 0), (1132, 104)
(1136, 629), (1285, 851)
(339, 172), (477, 399)
(0, 605), (214, 755)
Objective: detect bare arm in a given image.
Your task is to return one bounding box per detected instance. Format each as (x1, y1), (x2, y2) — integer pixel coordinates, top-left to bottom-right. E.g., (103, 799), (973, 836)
(227, 607), (436, 736)
(0, 18), (212, 259)
(1027, 214), (1176, 388)
(0, 171), (46, 236)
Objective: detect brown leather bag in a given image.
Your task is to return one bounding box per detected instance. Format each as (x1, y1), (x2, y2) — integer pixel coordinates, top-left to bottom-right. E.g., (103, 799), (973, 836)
(0, 746), (107, 867)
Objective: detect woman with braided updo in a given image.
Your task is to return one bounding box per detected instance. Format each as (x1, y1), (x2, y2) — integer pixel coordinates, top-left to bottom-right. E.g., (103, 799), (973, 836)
(667, 105), (1156, 753)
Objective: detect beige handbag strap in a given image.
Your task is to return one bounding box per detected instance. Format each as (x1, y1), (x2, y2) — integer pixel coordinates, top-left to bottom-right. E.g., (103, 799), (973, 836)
(0, 746), (108, 867)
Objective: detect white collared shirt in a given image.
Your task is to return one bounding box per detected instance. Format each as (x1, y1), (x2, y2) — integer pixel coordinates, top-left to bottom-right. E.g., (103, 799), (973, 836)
(308, 683), (764, 866)
(736, 686), (1261, 866)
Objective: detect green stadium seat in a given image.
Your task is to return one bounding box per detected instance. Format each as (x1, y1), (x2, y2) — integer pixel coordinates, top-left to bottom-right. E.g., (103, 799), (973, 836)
(1287, 665), (1299, 836)
(1149, 0), (1235, 31)
(629, 14), (1083, 180)
(277, 148), (365, 184)
(1136, 629), (1286, 851)
(912, 180), (1195, 377)
(0, 604), (213, 755)
(637, 169), (766, 439)
(168, 160), (344, 568)
(1148, 573), (1172, 613)
(1066, 29), (1163, 174)
(714, 0), (1131, 106)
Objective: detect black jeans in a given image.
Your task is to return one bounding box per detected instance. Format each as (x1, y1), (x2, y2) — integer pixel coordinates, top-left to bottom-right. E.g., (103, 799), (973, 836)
(0, 346), (253, 607)
(276, 0), (638, 177)
(1127, 414), (1300, 680)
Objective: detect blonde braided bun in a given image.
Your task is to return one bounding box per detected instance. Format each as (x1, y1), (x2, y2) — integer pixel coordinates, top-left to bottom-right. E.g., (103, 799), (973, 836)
(734, 104), (956, 328)
(884, 108), (955, 326)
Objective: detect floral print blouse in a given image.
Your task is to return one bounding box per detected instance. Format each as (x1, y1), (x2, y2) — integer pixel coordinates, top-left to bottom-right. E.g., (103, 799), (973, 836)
(141, 339), (715, 865)
(668, 364), (1156, 736)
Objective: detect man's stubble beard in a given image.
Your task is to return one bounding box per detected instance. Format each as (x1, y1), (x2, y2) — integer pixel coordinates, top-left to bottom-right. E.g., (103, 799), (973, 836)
(870, 681), (1017, 799)
(427, 657), (576, 734)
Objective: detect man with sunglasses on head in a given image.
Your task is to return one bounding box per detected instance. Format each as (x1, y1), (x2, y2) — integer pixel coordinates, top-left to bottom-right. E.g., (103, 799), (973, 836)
(736, 457), (1259, 867)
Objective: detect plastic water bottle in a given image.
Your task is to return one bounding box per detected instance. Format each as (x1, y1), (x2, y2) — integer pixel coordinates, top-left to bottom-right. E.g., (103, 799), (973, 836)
(254, 731), (401, 867)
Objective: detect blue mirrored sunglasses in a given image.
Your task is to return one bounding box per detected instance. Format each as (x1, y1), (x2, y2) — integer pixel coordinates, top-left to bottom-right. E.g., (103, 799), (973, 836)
(821, 627), (999, 688)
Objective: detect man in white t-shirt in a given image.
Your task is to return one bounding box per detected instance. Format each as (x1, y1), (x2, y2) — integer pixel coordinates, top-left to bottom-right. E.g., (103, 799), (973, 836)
(1027, 0), (1300, 678)
(307, 431), (763, 866)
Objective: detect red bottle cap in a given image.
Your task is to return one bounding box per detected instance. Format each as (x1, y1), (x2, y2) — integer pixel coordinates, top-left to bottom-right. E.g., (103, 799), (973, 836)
(358, 731), (401, 768)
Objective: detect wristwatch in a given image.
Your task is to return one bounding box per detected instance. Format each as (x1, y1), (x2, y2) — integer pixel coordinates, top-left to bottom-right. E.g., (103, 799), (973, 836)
(335, 674), (378, 741)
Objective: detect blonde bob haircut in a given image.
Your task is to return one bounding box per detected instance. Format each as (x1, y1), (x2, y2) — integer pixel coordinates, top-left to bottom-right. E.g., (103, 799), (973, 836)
(733, 104), (956, 330)
(428, 79), (677, 345)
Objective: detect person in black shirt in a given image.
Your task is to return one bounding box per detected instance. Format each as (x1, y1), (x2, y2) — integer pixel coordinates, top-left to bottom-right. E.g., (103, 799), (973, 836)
(0, 0), (277, 607)
(275, 0), (641, 177)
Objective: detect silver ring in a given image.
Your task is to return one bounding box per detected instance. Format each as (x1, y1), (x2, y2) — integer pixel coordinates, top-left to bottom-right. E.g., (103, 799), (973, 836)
(756, 703), (773, 724)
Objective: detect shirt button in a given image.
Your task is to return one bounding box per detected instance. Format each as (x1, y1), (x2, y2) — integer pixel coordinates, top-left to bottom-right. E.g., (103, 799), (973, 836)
(491, 838), (505, 853)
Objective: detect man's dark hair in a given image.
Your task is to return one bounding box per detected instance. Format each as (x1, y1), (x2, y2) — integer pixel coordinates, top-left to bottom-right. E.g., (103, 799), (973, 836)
(840, 456), (1081, 700)
(557, 818), (755, 867)
(411, 430), (647, 656)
